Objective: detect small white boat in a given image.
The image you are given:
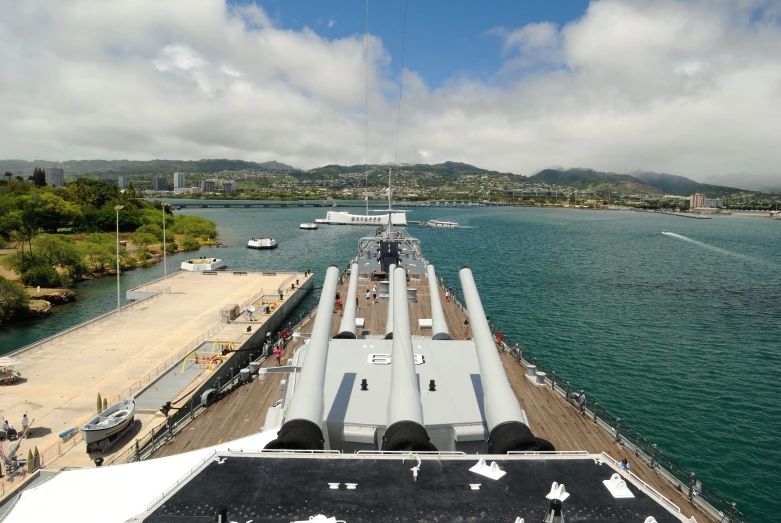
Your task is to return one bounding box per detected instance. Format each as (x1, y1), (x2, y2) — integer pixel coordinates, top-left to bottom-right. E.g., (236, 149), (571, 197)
(247, 238), (278, 249)
(427, 219), (459, 228)
(299, 223), (318, 230)
(80, 398), (135, 452)
(180, 258), (227, 271)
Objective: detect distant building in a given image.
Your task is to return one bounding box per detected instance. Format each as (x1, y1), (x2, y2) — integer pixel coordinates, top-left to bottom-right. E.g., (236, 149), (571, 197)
(690, 193), (705, 209)
(222, 180), (236, 193)
(118, 176), (127, 189)
(173, 172), (185, 189)
(200, 180), (216, 192)
(45, 165), (65, 187)
(704, 198), (722, 208)
(153, 176), (167, 191)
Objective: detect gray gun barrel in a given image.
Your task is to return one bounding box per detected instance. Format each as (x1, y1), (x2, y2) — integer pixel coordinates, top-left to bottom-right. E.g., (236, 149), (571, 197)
(426, 264), (451, 340)
(265, 265), (340, 450)
(336, 263), (359, 339)
(459, 267), (554, 453)
(384, 263), (396, 339)
(381, 267), (437, 451)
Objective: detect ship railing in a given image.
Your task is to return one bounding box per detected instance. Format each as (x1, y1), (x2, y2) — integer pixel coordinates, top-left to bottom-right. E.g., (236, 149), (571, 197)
(5, 286), (171, 358)
(599, 452), (681, 515)
(495, 338), (753, 523)
(434, 275), (753, 523)
(145, 450), (218, 511)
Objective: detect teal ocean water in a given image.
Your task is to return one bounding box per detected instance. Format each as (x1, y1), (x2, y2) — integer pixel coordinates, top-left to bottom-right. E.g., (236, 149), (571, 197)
(1, 205), (778, 521)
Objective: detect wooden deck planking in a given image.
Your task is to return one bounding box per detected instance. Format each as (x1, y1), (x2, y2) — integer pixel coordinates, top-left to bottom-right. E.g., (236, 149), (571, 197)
(152, 271), (712, 521)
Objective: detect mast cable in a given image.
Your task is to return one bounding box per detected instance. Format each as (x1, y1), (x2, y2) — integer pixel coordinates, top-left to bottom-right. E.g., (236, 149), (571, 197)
(365, 0), (370, 217)
(390, 0), (409, 217)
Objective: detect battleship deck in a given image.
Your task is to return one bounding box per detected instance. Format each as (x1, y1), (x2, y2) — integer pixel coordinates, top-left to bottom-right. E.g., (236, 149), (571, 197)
(0, 270), (309, 476)
(148, 274), (712, 522)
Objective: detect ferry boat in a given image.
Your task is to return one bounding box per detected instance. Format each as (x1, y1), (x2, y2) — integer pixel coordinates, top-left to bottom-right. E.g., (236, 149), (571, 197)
(299, 223), (318, 230)
(247, 238), (278, 249)
(315, 210), (407, 226)
(426, 219), (459, 228)
(180, 257), (227, 271)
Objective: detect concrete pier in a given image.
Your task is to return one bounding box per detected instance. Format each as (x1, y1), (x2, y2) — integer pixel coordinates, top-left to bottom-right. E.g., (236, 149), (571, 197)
(0, 270), (312, 475)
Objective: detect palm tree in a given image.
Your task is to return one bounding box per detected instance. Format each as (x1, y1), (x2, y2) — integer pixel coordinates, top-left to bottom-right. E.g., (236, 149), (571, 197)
(3, 171), (11, 182)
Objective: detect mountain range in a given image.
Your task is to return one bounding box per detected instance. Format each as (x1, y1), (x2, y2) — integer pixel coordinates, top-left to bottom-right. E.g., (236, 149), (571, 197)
(0, 158), (776, 196)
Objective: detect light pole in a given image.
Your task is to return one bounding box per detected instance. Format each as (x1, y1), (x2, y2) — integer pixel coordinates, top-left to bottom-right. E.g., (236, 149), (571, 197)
(161, 202), (168, 277)
(115, 205), (124, 311)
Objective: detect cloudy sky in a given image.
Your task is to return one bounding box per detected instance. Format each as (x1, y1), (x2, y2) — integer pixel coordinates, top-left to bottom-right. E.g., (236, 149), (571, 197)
(1, 0), (781, 183)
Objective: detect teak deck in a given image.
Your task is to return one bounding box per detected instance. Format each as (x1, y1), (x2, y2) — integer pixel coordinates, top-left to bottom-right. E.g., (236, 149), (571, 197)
(151, 275), (713, 522)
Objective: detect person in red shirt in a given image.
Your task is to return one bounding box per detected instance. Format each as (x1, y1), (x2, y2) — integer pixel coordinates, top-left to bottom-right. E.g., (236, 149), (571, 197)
(337, 297), (343, 315)
(274, 347), (282, 366)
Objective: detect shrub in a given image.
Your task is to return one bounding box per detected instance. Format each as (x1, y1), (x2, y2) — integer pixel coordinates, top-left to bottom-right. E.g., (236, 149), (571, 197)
(20, 264), (64, 288)
(179, 236), (201, 251)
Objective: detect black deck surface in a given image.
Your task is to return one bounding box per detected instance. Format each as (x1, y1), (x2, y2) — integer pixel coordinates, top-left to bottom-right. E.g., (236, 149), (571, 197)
(144, 455), (680, 522)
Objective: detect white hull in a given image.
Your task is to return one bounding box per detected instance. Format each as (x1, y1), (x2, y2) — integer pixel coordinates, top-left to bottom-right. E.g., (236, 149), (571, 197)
(247, 238), (278, 249)
(427, 220), (459, 228)
(299, 223), (318, 230)
(315, 211), (407, 226)
(80, 398), (135, 445)
(180, 258), (227, 271)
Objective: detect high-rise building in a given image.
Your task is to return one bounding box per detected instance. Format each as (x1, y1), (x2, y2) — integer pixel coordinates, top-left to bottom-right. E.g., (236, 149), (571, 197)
(153, 176), (167, 191)
(118, 176), (127, 189)
(201, 180), (216, 193)
(173, 172), (185, 189)
(690, 193), (705, 209)
(45, 165), (65, 187)
(704, 198), (722, 208)
(222, 180), (236, 193)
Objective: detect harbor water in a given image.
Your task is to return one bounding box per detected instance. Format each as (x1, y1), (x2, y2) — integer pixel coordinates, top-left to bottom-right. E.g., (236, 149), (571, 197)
(1, 205), (779, 521)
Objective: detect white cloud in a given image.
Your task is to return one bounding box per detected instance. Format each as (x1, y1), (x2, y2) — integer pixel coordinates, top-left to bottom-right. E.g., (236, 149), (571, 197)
(0, 0), (780, 182)
(328, 17), (335, 29)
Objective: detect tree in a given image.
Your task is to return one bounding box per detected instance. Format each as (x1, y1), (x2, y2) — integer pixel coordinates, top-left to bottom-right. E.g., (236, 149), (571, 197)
(131, 232), (157, 252)
(31, 167), (47, 187)
(0, 276), (29, 321)
(3, 172), (11, 182)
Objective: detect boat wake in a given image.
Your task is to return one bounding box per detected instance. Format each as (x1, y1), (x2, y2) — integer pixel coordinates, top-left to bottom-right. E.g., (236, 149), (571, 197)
(662, 231), (770, 265)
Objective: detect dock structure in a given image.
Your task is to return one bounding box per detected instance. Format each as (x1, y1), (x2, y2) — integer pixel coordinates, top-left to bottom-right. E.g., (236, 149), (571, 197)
(145, 269), (716, 522)
(0, 270), (311, 480)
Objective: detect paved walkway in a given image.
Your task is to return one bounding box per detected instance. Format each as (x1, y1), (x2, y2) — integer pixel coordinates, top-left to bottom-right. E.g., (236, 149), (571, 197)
(0, 271), (302, 471)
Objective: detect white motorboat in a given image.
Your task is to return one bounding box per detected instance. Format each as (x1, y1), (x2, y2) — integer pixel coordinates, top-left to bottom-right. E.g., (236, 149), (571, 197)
(180, 258), (227, 271)
(80, 398), (135, 452)
(299, 223), (318, 230)
(427, 219), (459, 228)
(247, 238), (278, 249)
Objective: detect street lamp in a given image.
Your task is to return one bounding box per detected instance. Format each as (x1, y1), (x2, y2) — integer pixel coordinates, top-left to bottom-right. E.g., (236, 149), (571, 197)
(115, 205), (124, 311)
(161, 202), (168, 277)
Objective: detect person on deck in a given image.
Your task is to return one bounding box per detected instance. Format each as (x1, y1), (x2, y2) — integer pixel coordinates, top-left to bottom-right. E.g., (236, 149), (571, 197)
(21, 414), (28, 435)
(337, 297), (343, 315)
(619, 458), (630, 472)
(3, 420), (16, 440)
(366, 289), (371, 304)
(372, 286), (377, 302)
(445, 289), (450, 302)
(578, 390), (587, 415)
(274, 347), (282, 366)
(356, 292), (359, 309)
(463, 319), (470, 340)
